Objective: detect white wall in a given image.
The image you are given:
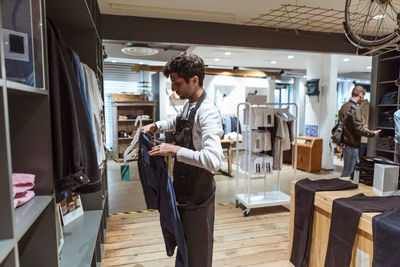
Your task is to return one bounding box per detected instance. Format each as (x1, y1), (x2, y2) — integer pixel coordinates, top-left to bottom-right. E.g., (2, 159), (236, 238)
(159, 74), (272, 122)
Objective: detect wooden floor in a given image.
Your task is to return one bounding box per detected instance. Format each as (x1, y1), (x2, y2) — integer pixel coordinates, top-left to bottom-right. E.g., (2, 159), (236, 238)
(103, 204), (293, 267)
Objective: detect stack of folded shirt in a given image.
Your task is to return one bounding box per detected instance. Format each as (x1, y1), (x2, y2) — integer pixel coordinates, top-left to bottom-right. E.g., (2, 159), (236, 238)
(13, 173), (35, 208)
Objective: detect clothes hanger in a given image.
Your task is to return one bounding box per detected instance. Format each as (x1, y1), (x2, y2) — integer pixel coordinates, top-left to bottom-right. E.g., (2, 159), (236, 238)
(123, 116), (143, 163)
(282, 108), (296, 121)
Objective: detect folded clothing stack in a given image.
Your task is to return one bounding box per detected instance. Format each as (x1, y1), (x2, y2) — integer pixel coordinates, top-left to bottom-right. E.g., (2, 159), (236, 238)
(351, 157), (400, 187)
(376, 136), (396, 151)
(13, 173), (35, 208)
(378, 109), (395, 127)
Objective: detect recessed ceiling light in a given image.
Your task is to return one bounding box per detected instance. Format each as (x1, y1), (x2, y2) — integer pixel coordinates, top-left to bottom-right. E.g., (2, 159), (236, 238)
(270, 60), (277, 64)
(373, 14), (385, 20)
(367, 66), (372, 70)
(288, 55), (294, 59)
(121, 46), (159, 56)
(214, 58), (220, 61)
(111, 60), (117, 63)
(225, 52), (231, 56)
(343, 58), (350, 62)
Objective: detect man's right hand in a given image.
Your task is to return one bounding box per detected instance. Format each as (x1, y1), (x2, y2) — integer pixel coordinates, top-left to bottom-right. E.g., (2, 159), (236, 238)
(373, 129), (381, 136)
(141, 123), (158, 134)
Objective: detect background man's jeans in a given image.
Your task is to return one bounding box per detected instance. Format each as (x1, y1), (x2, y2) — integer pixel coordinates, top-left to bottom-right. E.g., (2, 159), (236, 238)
(341, 146), (359, 177)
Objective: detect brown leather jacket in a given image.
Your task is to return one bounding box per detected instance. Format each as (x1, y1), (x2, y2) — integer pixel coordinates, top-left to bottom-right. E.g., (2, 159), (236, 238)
(339, 100), (375, 148)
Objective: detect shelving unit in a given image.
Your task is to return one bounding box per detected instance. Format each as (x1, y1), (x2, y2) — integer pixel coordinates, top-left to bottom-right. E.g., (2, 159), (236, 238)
(0, 0), (108, 266)
(112, 101), (156, 161)
(235, 102), (298, 216)
(369, 51), (400, 161)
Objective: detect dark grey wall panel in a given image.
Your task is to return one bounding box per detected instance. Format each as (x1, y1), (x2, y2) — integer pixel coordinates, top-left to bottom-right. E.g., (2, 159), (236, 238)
(7, 93), (54, 195)
(0, 89), (14, 240)
(101, 15), (357, 54)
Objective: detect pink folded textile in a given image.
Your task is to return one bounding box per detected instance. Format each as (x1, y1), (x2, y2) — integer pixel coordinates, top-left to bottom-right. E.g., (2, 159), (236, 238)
(12, 173), (35, 207)
(14, 190), (35, 208)
(12, 173), (35, 185)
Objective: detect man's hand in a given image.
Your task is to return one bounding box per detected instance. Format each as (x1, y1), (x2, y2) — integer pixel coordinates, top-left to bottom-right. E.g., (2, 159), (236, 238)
(372, 130), (381, 136)
(142, 123), (158, 134)
(148, 143), (181, 157)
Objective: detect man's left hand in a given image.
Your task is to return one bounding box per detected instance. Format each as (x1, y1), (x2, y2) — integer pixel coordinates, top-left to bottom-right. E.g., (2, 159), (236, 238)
(148, 143), (181, 156)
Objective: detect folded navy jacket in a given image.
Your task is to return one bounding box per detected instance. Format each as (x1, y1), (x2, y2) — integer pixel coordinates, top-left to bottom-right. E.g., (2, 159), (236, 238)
(138, 134), (188, 267)
(325, 194), (400, 267)
(372, 209), (400, 267)
(290, 178), (358, 267)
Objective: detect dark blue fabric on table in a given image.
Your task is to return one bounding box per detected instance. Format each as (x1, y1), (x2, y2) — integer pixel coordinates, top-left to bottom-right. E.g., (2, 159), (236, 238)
(138, 133), (188, 267)
(372, 209), (400, 267)
(290, 178), (358, 267)
(325, 194), (400, 267)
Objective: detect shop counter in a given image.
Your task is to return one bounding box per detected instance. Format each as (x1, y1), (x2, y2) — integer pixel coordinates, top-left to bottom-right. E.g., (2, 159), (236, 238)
(289, 180), (378, 267)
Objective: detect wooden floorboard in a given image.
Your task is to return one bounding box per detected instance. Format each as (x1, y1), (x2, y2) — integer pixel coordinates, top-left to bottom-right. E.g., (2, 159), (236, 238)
(103, 203), (293, 266)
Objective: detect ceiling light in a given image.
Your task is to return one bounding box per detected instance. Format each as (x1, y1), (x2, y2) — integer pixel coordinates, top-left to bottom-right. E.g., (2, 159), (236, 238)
(139, 62), (144, 65)
(367, 66), (372, 70)
(288, 55), (294, 59)
(214, 58), (220, 61)
(111, 60), (117, 63)
(343, 58), (350, 62)
(121, 47), (159, 56)
(270, 60), (277, 64)
(225, 52), (232, 56)
(373, 14), (385, 20)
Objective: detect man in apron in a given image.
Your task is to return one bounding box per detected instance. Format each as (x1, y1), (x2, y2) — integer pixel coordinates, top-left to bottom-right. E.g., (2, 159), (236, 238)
(142, 52), (224, 267)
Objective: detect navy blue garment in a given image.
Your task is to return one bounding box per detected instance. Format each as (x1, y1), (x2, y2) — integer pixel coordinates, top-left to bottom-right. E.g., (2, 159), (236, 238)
(138, 133), (188, 267)
(290, 178), (358, 267)
(325, 194), (400, 267)
(66, 47), (92, 131)
(372, 209), (400, 267)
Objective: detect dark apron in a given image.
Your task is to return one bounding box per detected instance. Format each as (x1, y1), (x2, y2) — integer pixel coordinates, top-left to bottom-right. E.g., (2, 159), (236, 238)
(173, 90), (215, 267)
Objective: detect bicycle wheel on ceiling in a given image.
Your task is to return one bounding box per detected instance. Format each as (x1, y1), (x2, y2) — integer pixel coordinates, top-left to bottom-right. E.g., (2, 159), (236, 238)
(344, 0), (400, 49)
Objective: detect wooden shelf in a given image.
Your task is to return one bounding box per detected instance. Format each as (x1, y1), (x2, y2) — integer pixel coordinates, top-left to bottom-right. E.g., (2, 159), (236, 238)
(375, 148), (395, 154)
(60, 210), (103, 267)
(14, 196), (52, 240)
(6, 81), (47, 96)
(377, 104), (398, 107)
(0, 239), (14, 263)
(118, 119), (153, 122)
(377, 126), (395, 130)
(118, 137), (133, 140)
(380, 55), (400, 62)
(379, 80), (396, 84)
(113, 102), (156, 107)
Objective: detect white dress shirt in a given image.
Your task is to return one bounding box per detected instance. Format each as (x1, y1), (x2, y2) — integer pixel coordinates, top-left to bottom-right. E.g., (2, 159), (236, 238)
(156, 98), (224, 173)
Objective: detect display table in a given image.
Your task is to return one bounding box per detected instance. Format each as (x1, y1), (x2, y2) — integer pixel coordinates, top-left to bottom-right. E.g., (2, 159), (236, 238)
(220, 139), (236, 177)
(289, 180), (379, 267)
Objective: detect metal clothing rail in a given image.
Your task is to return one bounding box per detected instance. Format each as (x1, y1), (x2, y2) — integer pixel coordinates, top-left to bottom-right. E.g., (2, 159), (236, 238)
(235, 102), (298, 216)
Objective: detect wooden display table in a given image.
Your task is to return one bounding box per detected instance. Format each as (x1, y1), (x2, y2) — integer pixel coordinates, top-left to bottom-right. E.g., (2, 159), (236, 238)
(220, 139), (236, 177)
(289, 180), (379, 267)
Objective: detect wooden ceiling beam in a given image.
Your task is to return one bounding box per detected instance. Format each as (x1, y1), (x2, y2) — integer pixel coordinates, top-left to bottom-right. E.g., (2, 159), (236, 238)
(131, 65), (280, 78)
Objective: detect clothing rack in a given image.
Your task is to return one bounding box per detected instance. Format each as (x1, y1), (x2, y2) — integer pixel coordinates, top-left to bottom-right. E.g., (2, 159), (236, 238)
(235, 102), (298, 216)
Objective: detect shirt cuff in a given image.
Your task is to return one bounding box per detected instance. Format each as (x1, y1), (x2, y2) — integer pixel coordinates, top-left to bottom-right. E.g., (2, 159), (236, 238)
(176, 147), (192, 162)
(155, 121), (163, 133)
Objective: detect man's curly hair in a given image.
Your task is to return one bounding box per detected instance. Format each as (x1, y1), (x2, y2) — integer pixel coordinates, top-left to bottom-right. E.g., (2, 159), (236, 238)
(163, 52), (205, 86)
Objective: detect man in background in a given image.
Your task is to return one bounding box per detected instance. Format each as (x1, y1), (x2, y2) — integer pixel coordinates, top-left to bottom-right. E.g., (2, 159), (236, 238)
(339, 85), (380, 177)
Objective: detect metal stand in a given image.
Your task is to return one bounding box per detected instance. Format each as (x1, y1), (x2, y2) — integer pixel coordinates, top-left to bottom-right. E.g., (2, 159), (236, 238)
(235, 102), (298, 216)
